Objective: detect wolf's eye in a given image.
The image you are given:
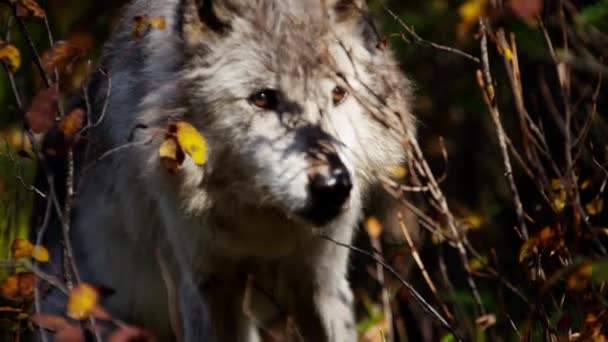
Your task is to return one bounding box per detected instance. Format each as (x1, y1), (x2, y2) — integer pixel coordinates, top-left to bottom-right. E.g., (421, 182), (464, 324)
(249, 89), (279, 110)
(332, 86), (347, 105)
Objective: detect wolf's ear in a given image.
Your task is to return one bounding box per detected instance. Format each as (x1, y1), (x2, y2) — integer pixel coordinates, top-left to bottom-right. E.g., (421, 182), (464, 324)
(329, 0), (380, 53)
(181, 0), (247, 48)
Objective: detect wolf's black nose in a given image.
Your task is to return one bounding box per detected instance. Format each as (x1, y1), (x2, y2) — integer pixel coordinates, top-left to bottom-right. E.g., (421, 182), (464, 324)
(303, 165), (352, 225)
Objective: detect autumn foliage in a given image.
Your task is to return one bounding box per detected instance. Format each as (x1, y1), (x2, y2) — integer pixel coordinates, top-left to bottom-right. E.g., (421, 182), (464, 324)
(0, 0), (607, 341)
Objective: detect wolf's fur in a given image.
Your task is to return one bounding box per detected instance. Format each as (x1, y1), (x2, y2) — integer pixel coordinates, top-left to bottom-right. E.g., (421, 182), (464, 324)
(41, 0), (415, 340)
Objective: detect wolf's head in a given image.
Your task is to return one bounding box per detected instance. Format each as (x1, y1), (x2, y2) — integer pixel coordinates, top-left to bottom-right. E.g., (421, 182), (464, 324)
(166, 0), (414, 229)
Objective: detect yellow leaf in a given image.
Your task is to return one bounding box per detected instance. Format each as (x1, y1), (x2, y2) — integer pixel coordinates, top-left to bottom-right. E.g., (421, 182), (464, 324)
(503, 47), (514, 60)
(468, 257), (486, 272)
(464, 215), (483, 230)
(31, 245), (50, 263)
(365, 216), (383, 239)
(388, 165), (407, 179)
(0, 41), (21, 72)
(486, 84), (495, 102)
(518, 239), (535, 263)
(458, 0), (486, 23)
(176, 121), (208, 165)
(11, 239), (34, 259)
(554, 189), (567, 212)
(585, 198), (603, 216)
(149, 16), (167, 30)
(550, 178), (562, 190)
(67, 284), (99, 320)
(580, 179), (591, 190)
(159, 137), (184, 173)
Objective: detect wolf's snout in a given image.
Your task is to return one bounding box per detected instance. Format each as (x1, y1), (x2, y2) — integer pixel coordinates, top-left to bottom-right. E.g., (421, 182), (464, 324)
(302, 162), (352, 225)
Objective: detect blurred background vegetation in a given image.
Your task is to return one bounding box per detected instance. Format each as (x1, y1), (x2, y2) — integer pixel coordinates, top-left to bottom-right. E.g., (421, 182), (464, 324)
(0, 0), (607, 341)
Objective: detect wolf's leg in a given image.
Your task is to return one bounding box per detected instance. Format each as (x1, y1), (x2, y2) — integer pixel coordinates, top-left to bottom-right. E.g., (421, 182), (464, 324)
(314, 278), (356, 342)
(179, 275), (214, 342)
(203, 276), (261, 342)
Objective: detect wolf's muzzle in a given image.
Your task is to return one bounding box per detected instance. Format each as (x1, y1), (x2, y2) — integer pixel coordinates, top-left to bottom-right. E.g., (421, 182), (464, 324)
(301, 161), (352, 226)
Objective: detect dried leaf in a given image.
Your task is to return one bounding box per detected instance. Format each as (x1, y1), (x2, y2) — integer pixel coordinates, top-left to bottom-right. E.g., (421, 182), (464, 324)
(0, 40), (21, 72)
(67, 284), (99, 320)
(553, 189), (567, 212)
(11, 238), (34, 259)
(59, 108), (85, 141)
(132, 16), (167, 38)
(585, 198), (603, 216)
(26, 87), (58, 133)
(518, 239), (535, 263)
(32, 245), (50, 263)
(464, 215), (483, 230)
(459, 0), (487, 23)
(159, 137), (184, 173)
(149, 17), (166, 30)
(42, 41), (81, 76)
(509, 0), (542, 24)
(175, 121), (208, 165)
(365, 216), (383, 239)
(0, 275), (19, 299)
(16, 0), (46, 18)
(17, 272), (35, 297)
(568, 263), (593, 290)
(388, 165), (407, 179)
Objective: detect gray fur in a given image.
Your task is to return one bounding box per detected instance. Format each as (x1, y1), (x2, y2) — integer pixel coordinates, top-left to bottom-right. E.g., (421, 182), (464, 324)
(48, 0), (415, 340)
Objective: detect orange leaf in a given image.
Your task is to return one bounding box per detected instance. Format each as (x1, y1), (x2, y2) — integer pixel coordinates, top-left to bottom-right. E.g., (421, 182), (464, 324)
(59, 108), (85, 141)
(26, 87), (58, 133)
(67, 284), (99, 320)
(11, 238), (34, 259)
(42, 41), (82, 76)
(18, 272), (35, 298)
(149, 16), (167, 30)
(0, 275), (19, 299)
(16, 0), (46, 18)
(0, 40), (21, 72)
(132, 16), (167, 38)
(365, 216), (383, 239)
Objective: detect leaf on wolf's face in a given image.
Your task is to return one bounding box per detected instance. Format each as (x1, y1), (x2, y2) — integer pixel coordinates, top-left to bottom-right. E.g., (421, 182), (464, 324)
(26, 87), (58, 133)
(132, 16), (167, 38)
(159, 137), (185, 173)
(59, 108), (85, 141)
(176, 122), (208, 166)
(14, 0), (46, 18)
(11, 238), (34, 259)
(67, 284), (99, 320)
(0, 40), (21, 72)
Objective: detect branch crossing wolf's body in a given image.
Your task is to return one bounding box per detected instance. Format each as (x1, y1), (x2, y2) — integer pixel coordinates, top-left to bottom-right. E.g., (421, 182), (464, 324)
(41, 0), (414, 340)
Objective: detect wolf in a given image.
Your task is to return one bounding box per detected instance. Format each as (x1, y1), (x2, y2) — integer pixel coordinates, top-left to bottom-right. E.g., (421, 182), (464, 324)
(37, 0), (415, 341)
